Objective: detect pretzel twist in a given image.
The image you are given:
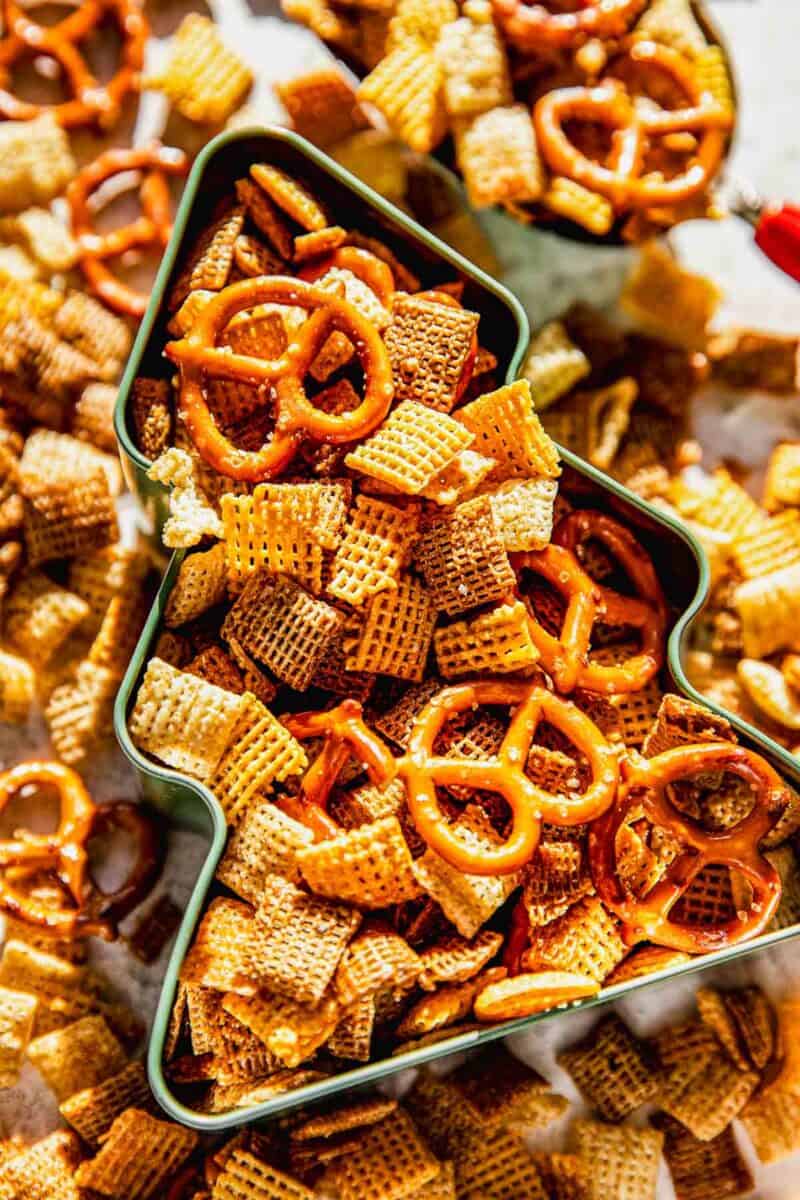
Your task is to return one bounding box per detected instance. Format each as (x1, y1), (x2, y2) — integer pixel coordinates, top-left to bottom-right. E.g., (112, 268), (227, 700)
(589, 743), (785, 953)
(0, 0), (148, 128)
(68, 144), (189, 317)
(492, 0), (647, 51)
(166, 275), (395, 483)
(400, 681), (619, 875)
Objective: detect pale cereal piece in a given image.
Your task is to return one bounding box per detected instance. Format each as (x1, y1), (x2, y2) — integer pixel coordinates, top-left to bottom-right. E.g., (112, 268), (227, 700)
(334, 923), (422, 1007)
(358, 43), (448, 154)
(149, 14), (252, 123)
(223, 990), (341, 1069)
(26, 1014), (126, 1102)
(694, 44), (734, 116)
(0, 648), (36, 723)
(641, 692), (736, 757)
(45, 660), (120, 765)
(211, 694), (307, 823)
(298, 816), (421, 910)
(542, 177), (615, 236)
(276, 68), (370, 146)
(53, 291), (132, 375)
(523, 841), (592, 927)
(169, 207), (246, 312)
(570, 1120), (663, 1200)
(609, 680), (665, 749)
(131, 377), (172, 460)
(523, 896), (626, 982)
(559, 1014), (658, 1121)
(345, 574), (437, 682)
(437, 10), (512, 117)
(605, 946), (691, 986)
(0, 1130), (82, 1200)
(346, 400), (474, 495)
(179, 897), (257, 994)
(75, 1108), (198, 1200)
(251, 163), (327, 232)
(217, 800), (313, 898)
(164, 542), (228, 628)
(388, 0), (458, 48)
(0, 940), (87, 1005)
(734, 562), (800, 658)
(384, 293), (479, 413)
(251, 875), (361, 1005)
(420, 448), (496, 506)
(457, 380), (561, 482)
(415, 493), (514, 615)
(418, 930), (503, 990)
(234, 233), (286, 278)
(0, 115), (76, 212)
(634, 0), (707, 57)
(740, 1083), (800, 1164)
(0, 242), (39, 281)
(23, 471), (118, 566)
(521, 320), (590, 412)
(0, 207), (78, 272)
(0, 986), (37, 1087)
(5, 570), (89, 667)
(147, 448), (224, 549)
(659, 1050), (760, 1141)
(206, 1068), (327, 1113)
(72, 383), (118, 453)
(129, 657), (245, 781)
(412, 807), (521, 938)
(669, 467), (766, 541)
(212, 1149), (316, 1200)
(435, 600), (539, 678)
(621, 242), (722, 350)
(328, 495), (420, 607)
(654, 1113), (753, 1200)
(325, 1109), (441, 1200)
(764, 441), (800, 512)
(736, 658), (800, 732)
(453, 1125), (548, 1200)
(59, 1062), (152, 1147)
(328, 993), (376, 1062)
(222, 571), (343, 691)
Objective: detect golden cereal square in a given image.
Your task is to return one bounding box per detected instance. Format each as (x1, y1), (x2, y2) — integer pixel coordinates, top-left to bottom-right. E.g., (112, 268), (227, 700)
(59, 1062), (153, 1147)
(328, 495), (420, 607)
(621, 242), (721, 351)
(0, 1130), (82, 1200)
(276, 68), (370, 146)
(26, 1015), (127, 1102)
(655, 1113), (753, 1200)
(335, 924), (422, 1007)
(571, 1120), (663, 1200)
(346, 400), (473, 494)
(210, 693), (308, 824)
(437, 11), (511, 117)
(0, 115), (76, 212)
(150, 14), (253, 123)
(384, 293), (479, 413)
(74, 1108), (198, 1200)
(213, 1148), (316, 1200)
(164, 542), (228, 627)
(344, 575), (437, 682)
(0, 986), (37, 1087)
(456, 380), (561, 481)
(326, 1109), (441, 1200)
(5, 570), (90, 667)
(223, 990), (341, 1070)
(764, 441), (800, 511)
(217, 799), (314, 898)
(543, 178), (615, 237)
(521, 321), (591, 411)
(558, 1015), (658, 1121)
(179, 897), (257, 994)
(452, 1126), (547, 1200)
(0, 649), (36, 724)
(298, 817), (421, 908)
(415, 494), (515, 615)
(358, 43), (448, 154)
(434, 600), (539, 677)
(523, 896), (627, 982)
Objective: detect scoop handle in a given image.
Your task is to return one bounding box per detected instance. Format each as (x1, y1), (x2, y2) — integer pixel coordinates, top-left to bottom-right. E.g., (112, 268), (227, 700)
(754, 204), (800, 283)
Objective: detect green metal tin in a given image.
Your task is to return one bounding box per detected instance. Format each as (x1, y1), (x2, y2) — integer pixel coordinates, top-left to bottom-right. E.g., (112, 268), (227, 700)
(113, 126), (800, 1133)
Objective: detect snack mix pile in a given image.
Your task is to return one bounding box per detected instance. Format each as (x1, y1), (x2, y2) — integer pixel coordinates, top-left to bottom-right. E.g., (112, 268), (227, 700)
(0, 0), (799, 1198)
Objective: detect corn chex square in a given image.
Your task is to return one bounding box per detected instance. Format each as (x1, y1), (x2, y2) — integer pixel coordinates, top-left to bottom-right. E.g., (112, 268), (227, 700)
(213, 1148), (317, 1200)
(521, 320), (590, 411)
(179, 897), (258, 995)
(328, 495), (420, 606)
(571, 1120), (663, 1200)
(150, 14), (252, 124)
(416, 494), (514, 615)
(74, 1108), (198, 1200)
(457, 380), (561, 482)
(450, 1045), (552, 1130)
(276, 67), (370, 147)
(487, 477), (558, 552)
(345, 400), (474, 495)
(210, 693), (308, 824)
(418, 930), (503, 991)
(59, 1061), (153, 1147)
(523, 896), (627, 982)
(223, 990), (341, 1069)
(217, 799), (314, 898)
(297, 816), (421, 909)
(5, 570), (89, 666)
(358, 43), (448, 154)
(435, 600), (539, 678)
(437, 10), (511, 117)
(329, 993), (376, 1062)
(26, 1014), (127, 1102)
(740, 1084), (800, 1165)
(164, 542), (228, 627)
(128, 657), (246, 781)
(0, 1130), (82, 1200)
(384, 293), (480, 413)
(345, 574), (436, 681)
(655, 1113), (753, 1200)
(558, 1015), (658, 1121)
(334, 923), (422, 1007)
(325, 1109), (442, 1200)
(0, 985), (37, 1087)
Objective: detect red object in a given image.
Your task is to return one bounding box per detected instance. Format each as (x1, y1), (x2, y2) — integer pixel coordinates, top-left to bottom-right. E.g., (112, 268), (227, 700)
(755, 204), (800, 283)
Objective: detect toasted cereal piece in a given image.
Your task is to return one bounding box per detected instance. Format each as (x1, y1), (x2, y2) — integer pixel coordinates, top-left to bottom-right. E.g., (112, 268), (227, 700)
(570, 1120), (663, 1200)
(383, 293), (479, 414)
(660, 1048), (759, 1141)
(334, 923), (422, 1006)
(59, 1062), (152, 1147)
(608, 679), (665, 749)
(131, 377), (172, 460)
(123, 894), (182, 966)
(249, 875), (361, 1006)
(388, 0), (458, 47)
(68, 544), (149, 634)
(0, 986), (37, 1087)
(179, 897), (257, 994)
(327, 495), (420, 607)
(435, 600), (539, 678)
(0, 206), (78, 273)
(75, 1108), (198, 1200)
(44, 660), (120, 765)
(437, 9), (511, 117)
(371, 679), (444, 749)
(763, 440), (800, 512)
(397, 966), (505, 1039)
(418, 930), (503, 990)
(325, 1109), (441, 1200)
(19, 428), (122, 499)
(542, 177), (615, 236)
(415, 494), (514, 615)
(452, 1125), (548, 1199)
(654, 1113), (752, 1200)
(559, 1015), (658, 1121)
(222, 571), (343, 691)
(0, 115), (76, 212)
(449, 1043), (552, 1129)
(169, 207), (246, 312)
(233, 233), (286, 280)
(736, 658), (800, 731)
(211, 696), (307, 824)
(72, 383), (118, 454)
(164, 543), (227, 629)
(621, 242), (721, 350)
(224, 990), (341, 1069)
(730, 508), (800, 581)
(5, 570), (89, 667)
(694, 43), (734, 115)
(641, 692), (736, 757)
(412, 807), (521, 938)
(530, 1153), (589, 1200)
(358, 43), (448, 154)
(634, 0), (707, 57)
(206, 1067), (327, 1113)
(0, 649), (36, 724)
(251, 163), (327, 232)
(669, 467), (766, 541)
(53, 291), (131, 376)
(298, 816), (421, 909)
(404, 1069), (482, 1160)
(27, 1014), (126, 1102)
(23, 471), (118, 566)
(709, 328), (799, 393)
(734, 562), (800, 658)
(292, 1097), (398, 1142)
(217, 800), (313, 898)
(6, 315), (96, 403)
(521, 321), (590, 411)
(523, 896), (626, 982)
(329, 993), (376, 1062)
(740, 1081), (800, 1165)
(276, 68), (369, 146)
(523, 841), (592, 927)
(129, 656), (246, 781)
(457, 380), (561, 482)
(149, 14), (252, 123)
(147, 448), (224, 548)
(0, 1130), (83, 1200)
(346, 400), (474, 495)
(719, 986), (776, 1071)
(344, 574), (437, 682)
(329, 777), (423, 855)
(212, 1149), (316, 1200)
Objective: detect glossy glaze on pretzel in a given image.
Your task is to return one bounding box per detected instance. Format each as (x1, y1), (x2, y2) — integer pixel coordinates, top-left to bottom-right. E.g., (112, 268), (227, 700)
(166, 275), (395, 482)
(400, 681), (619, 875)
(492, 0), (647, 52)
(0, 0), (148, 128)
(589, 743), (785, 952)
(68, 144), (190, 317)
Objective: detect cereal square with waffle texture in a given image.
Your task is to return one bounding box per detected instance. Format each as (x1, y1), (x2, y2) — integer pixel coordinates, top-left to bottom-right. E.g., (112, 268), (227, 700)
(26, 1014), (126, 1102)
(212, 1148), (316, 1200)
(456, 380), (561, 481)
(150, 14), (252, 124)
(416, 494), (514, 615)
(223, 989), (341, 1069)
(75, 1108), (198, 1200)
(655, 1113), (753, 1200)
(5, 570), (89, 667)
(276, 67), (370, 146)
(179, 897), (257, 994)
(334, 923), (422, 1007)
(59, 1062), (153, 1147)
(328, 494), (420, 606)
(298, 816), (421, 908)
(559, 1014), (659, 1121)
(523, 896), (627, 982)
(384, 293), (479, 413)
(0, 986), (37, 1087)
(0, 1130), (82, 1200)
(358, 42), (448, 154)
(217, 799), (314, 898)
(210, 693), (307, 824)
(435, 600), (538, 677)
(164, 541), (228, 627)
(325, 1108), (442, 1200)
(345, 400), (473, 495)
(453, 1125), (547, 1199)
(345, 575), (436, 682)
(571, 1119), (663, 1200)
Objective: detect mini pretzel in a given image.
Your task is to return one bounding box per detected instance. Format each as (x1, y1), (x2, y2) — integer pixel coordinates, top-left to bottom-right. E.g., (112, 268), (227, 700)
(0, 0), (148, 129)
(281, 699), (397, 840)
(166, 276), (395, 483)
(504, 896), (532, 975)
(492, 0), (647, 51)
(68, 144), (190, 317)
(0, 762), (161, 938)
(400, 681), (619, 875)
(298, 246), (395, 307)
(589, 743), (785, 953)
(534, 41), (734, 209)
